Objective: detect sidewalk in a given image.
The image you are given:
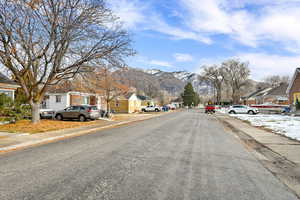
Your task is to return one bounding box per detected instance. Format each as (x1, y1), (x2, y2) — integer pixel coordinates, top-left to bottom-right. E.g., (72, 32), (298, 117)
(216, 114), (300, 164)
(216, 113), (300, 197)
(0, 112), (168, 153)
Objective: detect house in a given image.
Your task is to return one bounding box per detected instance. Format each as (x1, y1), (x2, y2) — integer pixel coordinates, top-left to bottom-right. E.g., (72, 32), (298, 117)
(42, 81), (104, 111)
(137, 95), (155, 107)
(0, 72), (20, 100)
(109, 93), (141, 113)
(287, 68), (300, 107)
(243, 83), (289, 106)
(263, 83), (289, 105)
(242, 87), (273, 105)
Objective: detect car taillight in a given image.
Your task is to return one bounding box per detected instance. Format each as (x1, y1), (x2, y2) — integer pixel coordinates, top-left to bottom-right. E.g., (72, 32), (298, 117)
(87, 109), (92, 112)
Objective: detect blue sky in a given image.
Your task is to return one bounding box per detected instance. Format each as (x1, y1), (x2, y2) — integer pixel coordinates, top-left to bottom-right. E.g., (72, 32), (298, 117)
(108, 0), (300, 80)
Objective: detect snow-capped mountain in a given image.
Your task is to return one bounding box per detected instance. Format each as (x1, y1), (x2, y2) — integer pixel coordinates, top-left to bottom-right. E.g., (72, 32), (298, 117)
(142, 68), (214, 96)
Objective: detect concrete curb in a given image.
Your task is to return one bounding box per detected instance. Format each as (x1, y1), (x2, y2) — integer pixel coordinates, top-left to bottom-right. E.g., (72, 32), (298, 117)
(215, 114), (300, 198)
(0, 113), (168, 154)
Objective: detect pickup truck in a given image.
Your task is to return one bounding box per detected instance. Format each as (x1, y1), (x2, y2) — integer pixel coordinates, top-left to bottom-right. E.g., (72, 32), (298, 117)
(205, 105), (216, 114)
(141, 105), (161, 112)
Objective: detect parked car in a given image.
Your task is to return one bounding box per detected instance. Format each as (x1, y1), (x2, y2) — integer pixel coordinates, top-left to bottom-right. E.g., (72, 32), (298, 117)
(141, 105), (161, 112)
(40, 109), (55, 119)
(205, 105), (216, 114)
(55, 105), (100, 121)
(282, 106), (291, 114)
(162, 105), (169, 112)
(228, 105), (259, 115)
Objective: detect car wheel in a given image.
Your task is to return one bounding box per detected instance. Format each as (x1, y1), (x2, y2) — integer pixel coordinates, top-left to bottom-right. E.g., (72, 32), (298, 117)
(229, 110), (236, 114)
(248, 110), (255, 115)
(79, 115), (86, 122)
(155, 109), (159, 112)
(56, 114), (63, 121)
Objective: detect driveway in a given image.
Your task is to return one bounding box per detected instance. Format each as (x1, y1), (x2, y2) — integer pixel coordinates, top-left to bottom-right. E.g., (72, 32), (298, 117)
(0, 110), (298, 200)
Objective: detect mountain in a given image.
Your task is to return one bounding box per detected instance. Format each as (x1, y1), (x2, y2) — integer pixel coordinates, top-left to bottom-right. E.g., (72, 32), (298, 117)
(117, 68), (213, 98)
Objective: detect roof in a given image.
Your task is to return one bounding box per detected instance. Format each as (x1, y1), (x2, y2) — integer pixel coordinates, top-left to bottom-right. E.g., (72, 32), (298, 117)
(244, 87), (268, 99)
(47, 80), (95, 94)
(125, 92), (135, 99)
(287, 68), (300, 94)
(243, 87), (272, 99)
(266, 83), (288, 96)
(0, 72), (19, 86)
(137, 95), (151, 101)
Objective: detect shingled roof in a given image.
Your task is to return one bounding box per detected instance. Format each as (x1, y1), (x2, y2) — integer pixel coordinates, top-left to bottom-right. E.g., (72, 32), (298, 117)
(0, 72), (18, 85)
(266, 83), (288, 96)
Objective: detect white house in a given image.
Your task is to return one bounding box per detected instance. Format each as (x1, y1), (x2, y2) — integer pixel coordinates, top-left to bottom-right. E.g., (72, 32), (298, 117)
(42, 81), (105, 111)
(0, 72), (20, 100)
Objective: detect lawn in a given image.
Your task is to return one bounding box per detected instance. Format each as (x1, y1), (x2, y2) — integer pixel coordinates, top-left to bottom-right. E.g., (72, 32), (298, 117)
(0, 120), (100, 134)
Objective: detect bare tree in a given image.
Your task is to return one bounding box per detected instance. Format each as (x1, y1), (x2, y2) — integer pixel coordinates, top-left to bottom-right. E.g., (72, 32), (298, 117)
(0, 0), (133, 123)
(201, 65), (225, 104)
(89, 65), (129, 117)
(264, 75), (290, 87)
(222, 59), (250, 104)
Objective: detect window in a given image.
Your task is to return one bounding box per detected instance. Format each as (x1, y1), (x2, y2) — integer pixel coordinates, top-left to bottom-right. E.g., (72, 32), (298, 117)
(83, 96), (90, 105)
(0, 90), (13, 99)
(56, 95), (62, 103)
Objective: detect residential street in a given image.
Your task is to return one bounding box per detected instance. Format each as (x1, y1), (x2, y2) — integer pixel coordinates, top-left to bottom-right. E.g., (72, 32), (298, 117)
(0, 110), (298, 200)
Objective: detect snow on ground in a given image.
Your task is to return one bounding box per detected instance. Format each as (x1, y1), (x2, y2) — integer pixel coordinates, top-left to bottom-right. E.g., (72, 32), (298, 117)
(230, 114), (300, 141)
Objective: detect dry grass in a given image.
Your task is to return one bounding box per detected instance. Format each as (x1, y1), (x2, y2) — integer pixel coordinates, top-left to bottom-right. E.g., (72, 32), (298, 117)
(0, 120), (101, 134)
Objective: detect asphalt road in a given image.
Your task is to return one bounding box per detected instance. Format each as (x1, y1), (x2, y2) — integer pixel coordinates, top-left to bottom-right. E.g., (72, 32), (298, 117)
(0, 110), (298, 200)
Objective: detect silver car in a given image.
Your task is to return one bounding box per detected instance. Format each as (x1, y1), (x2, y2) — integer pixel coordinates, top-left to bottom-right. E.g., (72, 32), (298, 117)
(55, 105), (100, 122)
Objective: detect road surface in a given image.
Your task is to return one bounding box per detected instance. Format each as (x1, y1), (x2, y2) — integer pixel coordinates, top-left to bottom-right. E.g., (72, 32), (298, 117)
(0, 110), (298, 200)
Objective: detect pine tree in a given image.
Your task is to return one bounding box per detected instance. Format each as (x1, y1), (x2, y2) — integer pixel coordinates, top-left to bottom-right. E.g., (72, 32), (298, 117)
(296, 98), (300, 110)
(182, 83), (196, 106)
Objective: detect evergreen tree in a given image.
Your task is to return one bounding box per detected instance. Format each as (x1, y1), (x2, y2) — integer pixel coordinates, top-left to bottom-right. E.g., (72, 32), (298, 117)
(193, 92), (201, 106)
(296, 98), (300, 110)
(182, 83), (196, 106)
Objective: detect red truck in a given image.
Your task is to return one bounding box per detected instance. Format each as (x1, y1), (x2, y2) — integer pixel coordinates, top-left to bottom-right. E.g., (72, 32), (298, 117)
(205, 105), (216, 114)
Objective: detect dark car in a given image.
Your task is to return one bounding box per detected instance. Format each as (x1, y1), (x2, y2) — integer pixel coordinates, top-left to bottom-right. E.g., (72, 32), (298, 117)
(55, 105), (100, 122)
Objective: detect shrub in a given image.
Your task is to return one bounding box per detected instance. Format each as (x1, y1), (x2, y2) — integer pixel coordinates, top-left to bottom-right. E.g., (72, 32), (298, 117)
(0, 94), (31, 122)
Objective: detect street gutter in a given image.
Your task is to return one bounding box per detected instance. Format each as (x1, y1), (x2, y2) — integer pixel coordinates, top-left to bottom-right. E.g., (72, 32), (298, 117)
(215, 113), (300, 198)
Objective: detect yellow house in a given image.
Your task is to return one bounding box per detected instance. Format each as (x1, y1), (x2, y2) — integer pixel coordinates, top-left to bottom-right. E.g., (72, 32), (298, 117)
(137, 95), (155, 107)
(109, 93), (141, 113)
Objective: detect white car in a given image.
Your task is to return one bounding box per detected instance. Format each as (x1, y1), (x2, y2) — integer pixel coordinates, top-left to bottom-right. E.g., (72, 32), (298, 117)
(228, 105), (259, 115)
(142, 105), (161, 112)
(40, 109), (55, 119)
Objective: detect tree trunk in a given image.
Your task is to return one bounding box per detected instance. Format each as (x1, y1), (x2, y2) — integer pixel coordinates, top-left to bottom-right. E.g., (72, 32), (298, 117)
(106, 99), (111, 118)
(216, 87), (222, 105)
(31, 102), (40, 124)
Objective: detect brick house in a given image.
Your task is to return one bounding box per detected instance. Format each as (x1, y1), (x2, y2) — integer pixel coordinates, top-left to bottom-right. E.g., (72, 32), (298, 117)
(0, 72), (20, 100)
(243, 83), (289, 106)
(263, 83), (289, 105)
(287, 68), (300, 107)
(242, 87), (272, 105)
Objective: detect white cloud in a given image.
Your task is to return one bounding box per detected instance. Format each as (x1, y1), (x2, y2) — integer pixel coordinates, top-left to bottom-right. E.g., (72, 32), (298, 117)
(108, 0), (146, 29)
(108, 0), (211, 44)
(180, 0), (300, 49)
(149, 60), (174, 68)
(237, 53), (300, 80)
(173, 53), (193, 62)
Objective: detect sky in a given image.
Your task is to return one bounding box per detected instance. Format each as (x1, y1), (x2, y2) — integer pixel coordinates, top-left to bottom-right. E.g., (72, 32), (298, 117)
(108, 0), (300, 80)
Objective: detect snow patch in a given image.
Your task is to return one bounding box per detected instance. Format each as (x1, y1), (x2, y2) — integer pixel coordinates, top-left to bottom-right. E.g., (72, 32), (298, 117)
(231, 114), (300, 141)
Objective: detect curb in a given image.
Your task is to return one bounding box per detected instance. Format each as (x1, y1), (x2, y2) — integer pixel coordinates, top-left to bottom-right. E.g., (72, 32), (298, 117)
(215, 114), (300, 198)
(0, 113), (167, 154)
